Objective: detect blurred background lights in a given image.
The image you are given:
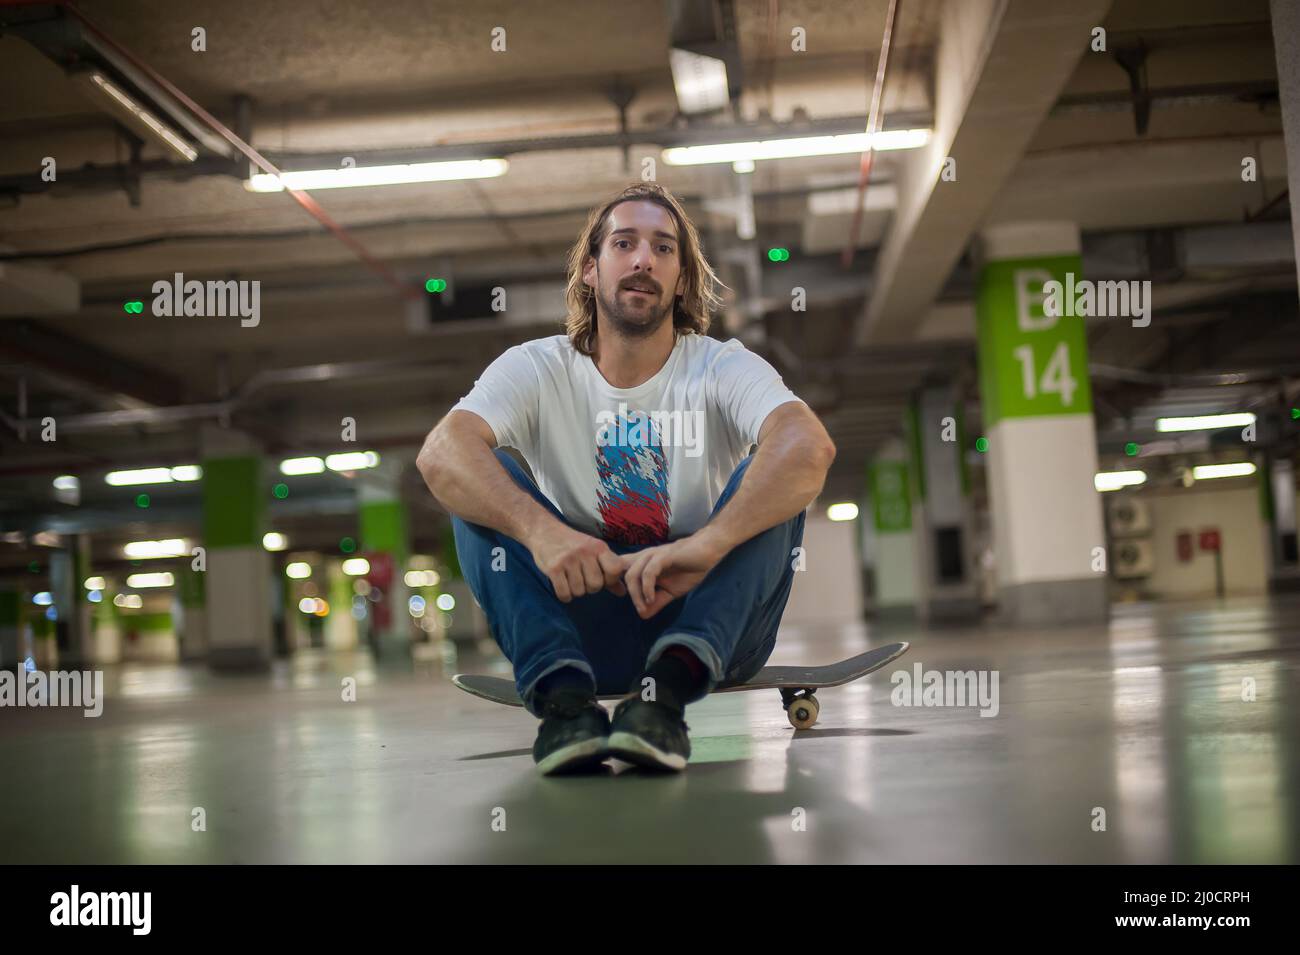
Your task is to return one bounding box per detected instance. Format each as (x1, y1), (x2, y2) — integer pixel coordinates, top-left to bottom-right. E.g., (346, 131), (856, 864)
(342, 558), (370, 576)
(826, 502), (859, 522)
(127, 572), (174, 588)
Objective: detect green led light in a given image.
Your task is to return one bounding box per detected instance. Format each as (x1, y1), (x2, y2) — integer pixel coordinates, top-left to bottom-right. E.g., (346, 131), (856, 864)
(1125, 442), (1139, 456)
(135, 493), (150, 508)
(767, 248), (789, 262)
(273, 483), (289, 499)
(975, 437), (988, 453)
(123, 300), (143, 314)
(340, 537), (357, 554)
(1292, 408), (1299, 420)
(425, 278), (446, 293)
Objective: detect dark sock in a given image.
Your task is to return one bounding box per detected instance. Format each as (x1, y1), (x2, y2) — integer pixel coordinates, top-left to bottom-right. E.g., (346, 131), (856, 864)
(535, 667), (596, 712)
(638, 646), (709, 713)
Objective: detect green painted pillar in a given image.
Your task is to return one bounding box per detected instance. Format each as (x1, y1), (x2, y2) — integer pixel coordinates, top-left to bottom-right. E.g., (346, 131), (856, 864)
(176, 562), (207, 660)
(325, 559), (359, 650)
(90, 582), (121, 664)
(200, 425), (273, 669)
(867, 440), (916, 617)
(976, 222), (1106, 624)
(358, 458), (412, 650)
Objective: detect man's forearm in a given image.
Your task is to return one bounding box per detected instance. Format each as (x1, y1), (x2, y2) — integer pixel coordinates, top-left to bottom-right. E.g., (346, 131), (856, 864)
(417, 420), (562, 549)
(693, 417), (835, 560)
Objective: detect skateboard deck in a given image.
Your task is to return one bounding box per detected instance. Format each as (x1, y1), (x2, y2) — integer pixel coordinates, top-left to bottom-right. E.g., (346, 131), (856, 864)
(452, 641), (909, 729)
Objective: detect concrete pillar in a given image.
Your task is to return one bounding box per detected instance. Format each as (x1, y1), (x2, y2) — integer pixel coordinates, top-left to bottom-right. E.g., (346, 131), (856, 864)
(67, 536), (94, 665)
(49, 546), (87, 667)
(176, 563), (207, 660)
(200, 425), (273, 669)
(1260, 455), (1300, 592)
(976, 222), (1108, 624)
(907, 386), (982, 623)
(0, 587), (19, 670)
(29, 598), (57, 668)
(324, 559), (359, 651)
(89, 586), (122, 664)
(867, 440), (918, 619)
(1269, 0), (1300, 291)
(357, 458), (412, 655)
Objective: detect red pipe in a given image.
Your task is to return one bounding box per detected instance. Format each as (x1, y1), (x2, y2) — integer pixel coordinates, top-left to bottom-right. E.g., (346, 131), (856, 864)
(841, 0), (901, 270)
(6, 0), (421, 301)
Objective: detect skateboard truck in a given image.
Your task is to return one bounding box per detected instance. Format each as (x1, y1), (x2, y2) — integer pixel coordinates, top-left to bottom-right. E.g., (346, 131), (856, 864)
(780, 687), (820, 730)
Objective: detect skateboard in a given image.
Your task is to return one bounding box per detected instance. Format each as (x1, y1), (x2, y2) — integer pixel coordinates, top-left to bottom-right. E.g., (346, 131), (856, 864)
(452, 641), (909, 730)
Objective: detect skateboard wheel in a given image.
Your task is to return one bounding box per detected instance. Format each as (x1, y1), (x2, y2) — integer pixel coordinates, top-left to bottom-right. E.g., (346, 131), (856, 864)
(788, 694), (819, 730)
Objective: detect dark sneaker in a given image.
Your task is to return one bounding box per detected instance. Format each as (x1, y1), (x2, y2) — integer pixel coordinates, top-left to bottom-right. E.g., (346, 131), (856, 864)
(533, 699), (611, 776)
(607, 698), (690, 771)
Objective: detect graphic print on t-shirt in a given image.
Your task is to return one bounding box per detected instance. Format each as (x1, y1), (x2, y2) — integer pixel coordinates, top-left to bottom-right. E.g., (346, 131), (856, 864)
(595, 410), (671, 545)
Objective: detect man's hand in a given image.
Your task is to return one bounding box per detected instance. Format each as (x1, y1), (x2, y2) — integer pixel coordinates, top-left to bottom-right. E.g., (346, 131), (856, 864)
(527, 523), (627, 602)
(615, 534), (726, 620)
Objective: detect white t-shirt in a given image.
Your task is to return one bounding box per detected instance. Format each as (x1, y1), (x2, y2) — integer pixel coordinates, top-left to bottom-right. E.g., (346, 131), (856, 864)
(451, 332), (802, 546)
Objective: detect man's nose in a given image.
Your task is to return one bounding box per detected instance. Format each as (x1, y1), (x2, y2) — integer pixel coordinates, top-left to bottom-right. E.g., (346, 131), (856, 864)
(631, 240), (654, 270)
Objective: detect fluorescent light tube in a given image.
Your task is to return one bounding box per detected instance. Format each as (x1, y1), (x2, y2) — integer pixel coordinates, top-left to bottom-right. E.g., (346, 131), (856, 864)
(246, 159), (507, 193)
(76, 72), (198, 162)
(1095, 470), (1147, 492)
(1191, 462), (1256, 480)
(663, 129), (930, 166)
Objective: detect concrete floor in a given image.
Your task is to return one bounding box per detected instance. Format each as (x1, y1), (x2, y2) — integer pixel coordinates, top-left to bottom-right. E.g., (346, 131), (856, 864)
(2, 595), (1298, 864)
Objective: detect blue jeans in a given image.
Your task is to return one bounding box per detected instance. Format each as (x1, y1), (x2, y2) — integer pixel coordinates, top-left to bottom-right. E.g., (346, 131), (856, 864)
(452, 449), (806, 716)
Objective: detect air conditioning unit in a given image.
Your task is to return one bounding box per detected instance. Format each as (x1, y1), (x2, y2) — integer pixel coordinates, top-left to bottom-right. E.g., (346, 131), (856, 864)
(1113, 538), (1154, 579)
(1107, 496), (1151, 537)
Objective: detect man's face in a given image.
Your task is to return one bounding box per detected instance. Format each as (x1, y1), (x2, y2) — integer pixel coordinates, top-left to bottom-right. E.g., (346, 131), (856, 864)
(582, 200), (686, 340)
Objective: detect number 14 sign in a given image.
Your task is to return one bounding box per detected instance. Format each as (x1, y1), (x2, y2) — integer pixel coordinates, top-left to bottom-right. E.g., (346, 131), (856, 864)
(976, 256), (1094, 425)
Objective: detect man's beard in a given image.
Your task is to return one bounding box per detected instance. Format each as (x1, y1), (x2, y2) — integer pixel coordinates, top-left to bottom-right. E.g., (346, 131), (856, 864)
(597, 279), (674, 340)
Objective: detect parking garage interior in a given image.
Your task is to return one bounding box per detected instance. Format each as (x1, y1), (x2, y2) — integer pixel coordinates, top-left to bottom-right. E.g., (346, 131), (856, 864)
(1, 0), (1299, 865)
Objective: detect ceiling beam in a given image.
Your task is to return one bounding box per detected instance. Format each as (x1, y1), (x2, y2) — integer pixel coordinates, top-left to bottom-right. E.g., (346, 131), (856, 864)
(856, 0), (1113, 346)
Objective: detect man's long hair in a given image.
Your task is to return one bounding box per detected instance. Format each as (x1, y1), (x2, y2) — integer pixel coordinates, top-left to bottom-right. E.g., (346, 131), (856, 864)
(564, 182), (724, 356)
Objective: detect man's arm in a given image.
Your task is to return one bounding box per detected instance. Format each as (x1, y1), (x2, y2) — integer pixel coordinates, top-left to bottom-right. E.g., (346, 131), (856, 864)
(692, 400), (835, 561)
(416, 410), (624, 601)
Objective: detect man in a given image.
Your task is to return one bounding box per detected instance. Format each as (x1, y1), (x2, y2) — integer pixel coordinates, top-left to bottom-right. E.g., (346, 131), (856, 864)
(418, 182), (835, 775)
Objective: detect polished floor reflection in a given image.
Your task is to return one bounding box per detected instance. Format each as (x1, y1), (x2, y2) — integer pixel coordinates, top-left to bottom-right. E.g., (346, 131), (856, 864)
(2, 596), (1298, 863)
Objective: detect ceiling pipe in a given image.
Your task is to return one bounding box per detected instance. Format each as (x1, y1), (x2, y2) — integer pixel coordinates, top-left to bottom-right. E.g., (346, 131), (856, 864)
(31, 0), (422, 303)
(3, 357), (463, 435)
(841, 0), (900, 269)
(0, 111), (932, 201)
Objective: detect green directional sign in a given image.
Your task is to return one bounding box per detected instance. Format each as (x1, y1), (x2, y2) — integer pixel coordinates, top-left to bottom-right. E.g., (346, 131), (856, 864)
(977, 254), (1093, 426)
